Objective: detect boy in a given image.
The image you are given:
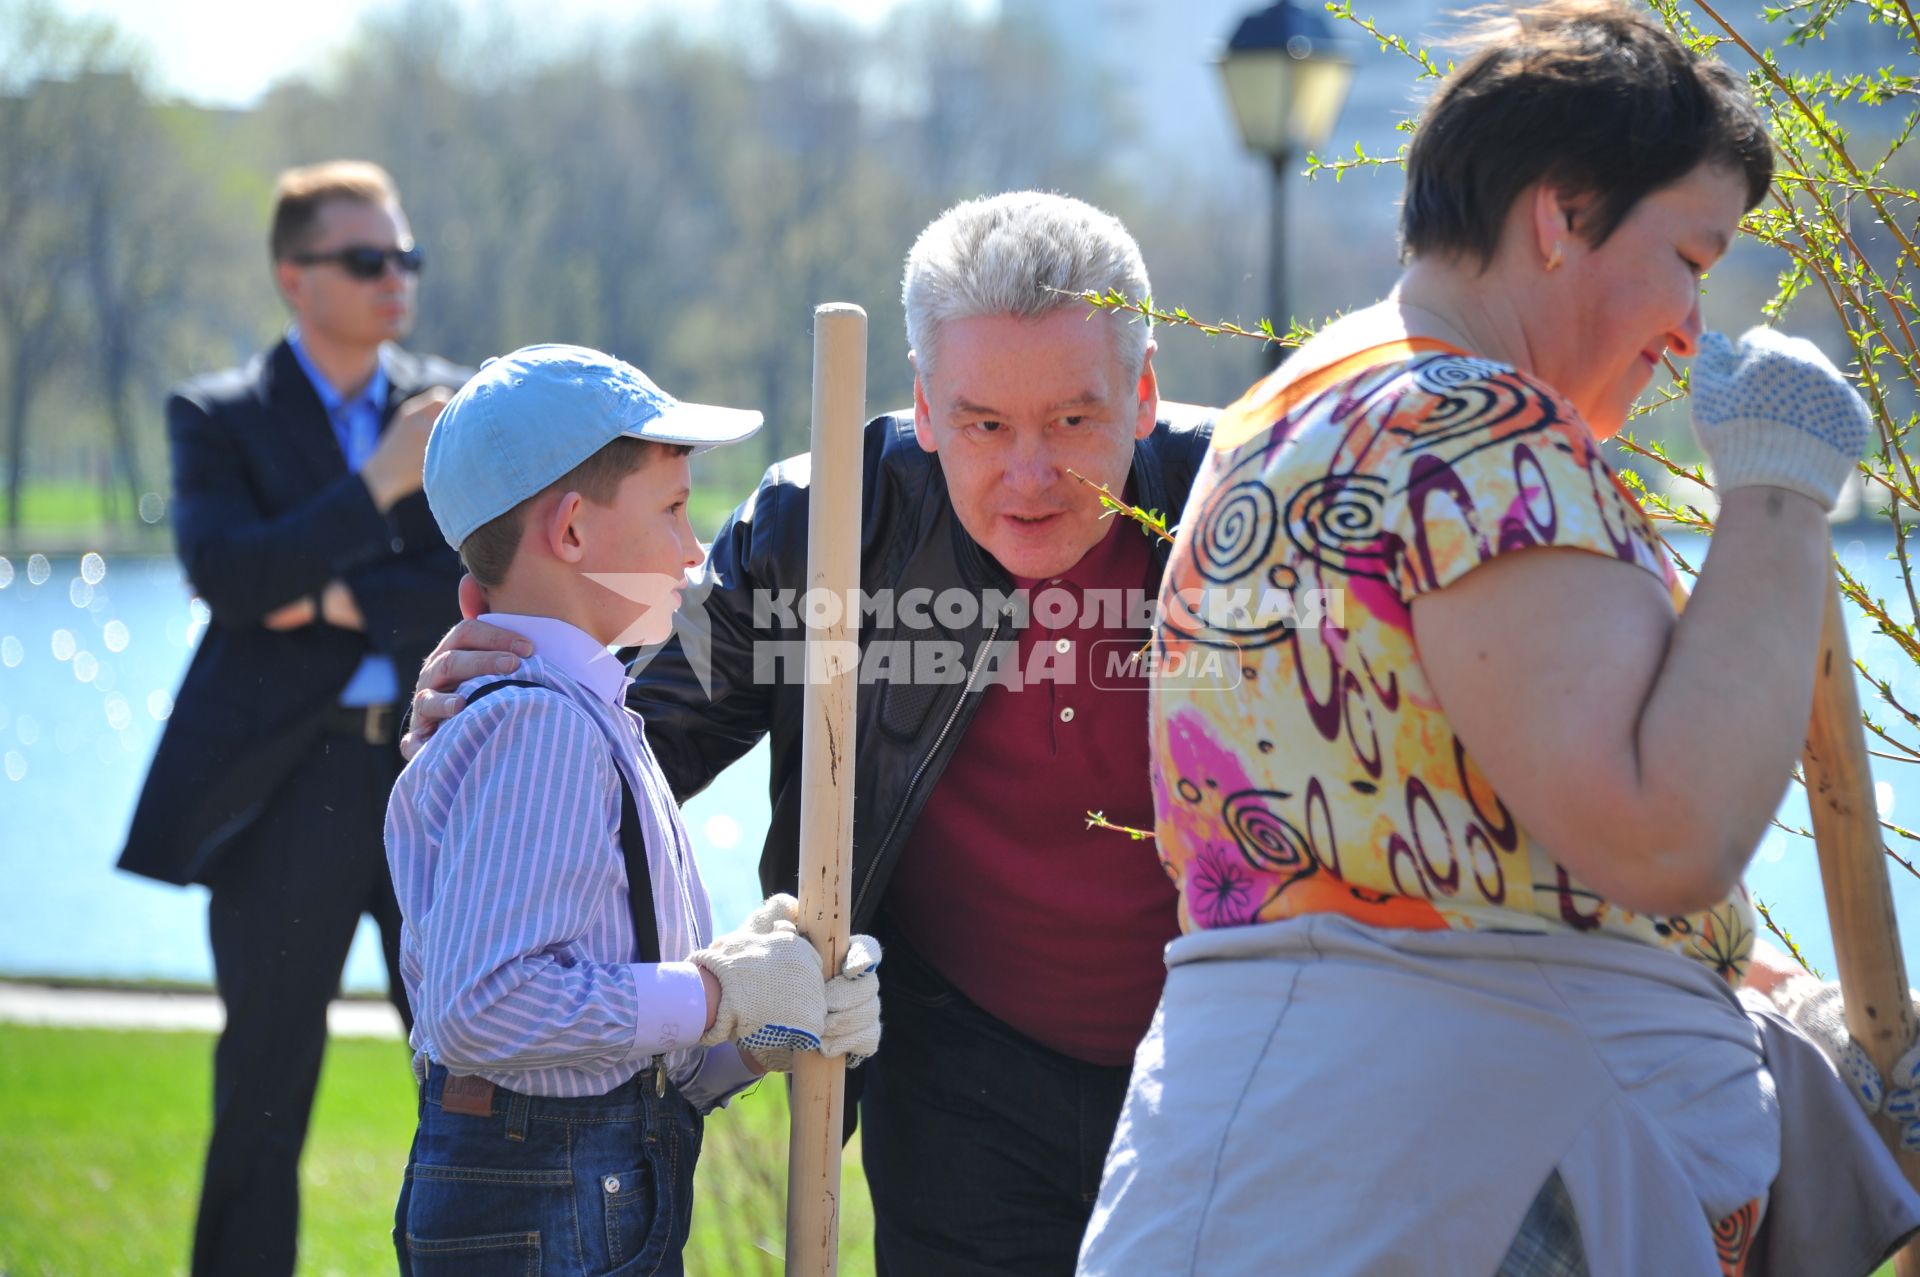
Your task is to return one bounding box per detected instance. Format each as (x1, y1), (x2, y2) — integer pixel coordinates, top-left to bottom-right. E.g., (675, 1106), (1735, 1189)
(388, 343), (880, 1275)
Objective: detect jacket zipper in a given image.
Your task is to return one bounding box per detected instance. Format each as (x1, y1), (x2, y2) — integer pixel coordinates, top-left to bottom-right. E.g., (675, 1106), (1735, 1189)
(852, 610), (1006, 921)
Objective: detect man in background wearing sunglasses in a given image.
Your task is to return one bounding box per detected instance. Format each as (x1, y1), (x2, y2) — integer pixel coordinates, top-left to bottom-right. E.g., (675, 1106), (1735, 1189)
(119, 159), (470, 1277)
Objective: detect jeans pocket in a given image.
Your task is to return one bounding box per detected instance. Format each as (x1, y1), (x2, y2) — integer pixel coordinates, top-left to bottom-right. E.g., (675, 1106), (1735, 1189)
(402, 1163), (570, 1275)
(600, 1163), (663, 1271)
(403, 1229), (541, 1277)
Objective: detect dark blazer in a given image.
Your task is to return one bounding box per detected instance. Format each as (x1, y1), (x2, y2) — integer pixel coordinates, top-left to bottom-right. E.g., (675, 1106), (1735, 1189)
(119, 339), (472, 887)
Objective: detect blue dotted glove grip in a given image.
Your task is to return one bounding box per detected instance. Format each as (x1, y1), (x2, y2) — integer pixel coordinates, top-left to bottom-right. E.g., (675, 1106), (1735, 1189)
(1690, 327), (1871, 510)
(740, 1024), (821, 1055)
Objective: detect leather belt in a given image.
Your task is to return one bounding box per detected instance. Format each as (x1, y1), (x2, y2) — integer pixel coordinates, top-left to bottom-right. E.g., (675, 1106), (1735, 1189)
(321, 702), (397, 746)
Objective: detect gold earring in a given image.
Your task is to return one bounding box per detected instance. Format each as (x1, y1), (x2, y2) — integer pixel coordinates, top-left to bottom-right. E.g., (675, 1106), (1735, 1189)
(1545, 241), (1564, 273)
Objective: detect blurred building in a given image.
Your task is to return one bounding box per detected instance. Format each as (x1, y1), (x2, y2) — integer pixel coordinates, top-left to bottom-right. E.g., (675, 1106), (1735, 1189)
(997, 0), (1909, 467)
(1002, 0), (1433, 186)
(999, 0), (1903, 191)
(1000, 0), (1438, 372)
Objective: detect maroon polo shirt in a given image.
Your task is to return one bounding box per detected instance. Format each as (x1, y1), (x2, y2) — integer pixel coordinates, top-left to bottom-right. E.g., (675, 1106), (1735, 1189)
(884, 506), (1179, 1066)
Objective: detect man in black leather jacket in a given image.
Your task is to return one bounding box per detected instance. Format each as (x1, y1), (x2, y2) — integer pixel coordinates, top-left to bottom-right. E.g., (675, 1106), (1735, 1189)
(409, 191), (1214, 1275)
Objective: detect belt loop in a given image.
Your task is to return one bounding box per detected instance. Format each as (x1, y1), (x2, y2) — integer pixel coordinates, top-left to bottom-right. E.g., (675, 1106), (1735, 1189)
(505, 1088), (531, 1142)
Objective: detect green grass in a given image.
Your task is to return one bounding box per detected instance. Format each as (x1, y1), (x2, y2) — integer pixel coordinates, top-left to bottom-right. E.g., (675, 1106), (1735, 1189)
(6, 479), (735, 541)
(0, 1024), (873, 1277)
(9, 481), (122, 530)
(2, 1024), (1897, 1276)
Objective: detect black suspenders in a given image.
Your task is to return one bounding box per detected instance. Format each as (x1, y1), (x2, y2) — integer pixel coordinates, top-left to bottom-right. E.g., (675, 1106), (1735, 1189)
(457, 678), (663, 965)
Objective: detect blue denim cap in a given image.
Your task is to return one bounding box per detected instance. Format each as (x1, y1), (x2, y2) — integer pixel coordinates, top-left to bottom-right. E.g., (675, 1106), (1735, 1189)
(424, 343), (763, 548)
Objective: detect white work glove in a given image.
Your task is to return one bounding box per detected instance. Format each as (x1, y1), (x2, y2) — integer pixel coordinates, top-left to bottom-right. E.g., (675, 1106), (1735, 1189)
(824, 934), (884, 1067)
(1689, 326), (1872, 511)
(691, 894), (827, 1072)
(1775, 975), (1920, 1153)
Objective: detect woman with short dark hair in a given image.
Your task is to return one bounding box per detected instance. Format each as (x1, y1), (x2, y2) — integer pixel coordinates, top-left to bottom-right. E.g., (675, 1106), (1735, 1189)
(1077, 3), (1917, 1273)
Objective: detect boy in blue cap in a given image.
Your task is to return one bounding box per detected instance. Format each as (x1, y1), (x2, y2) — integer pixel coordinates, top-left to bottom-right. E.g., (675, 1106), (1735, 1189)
(388, 343), (881, 1275)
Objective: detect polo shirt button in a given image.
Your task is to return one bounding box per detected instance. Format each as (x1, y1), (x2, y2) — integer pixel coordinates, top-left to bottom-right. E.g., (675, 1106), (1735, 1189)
(1054, 637), (1071, 654)
(1059, 706), (1075, 723)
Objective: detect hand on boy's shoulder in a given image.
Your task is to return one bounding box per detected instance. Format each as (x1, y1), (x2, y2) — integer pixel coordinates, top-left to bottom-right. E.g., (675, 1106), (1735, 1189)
(401, 604), (536, 762)
(411, 678), (609, 781)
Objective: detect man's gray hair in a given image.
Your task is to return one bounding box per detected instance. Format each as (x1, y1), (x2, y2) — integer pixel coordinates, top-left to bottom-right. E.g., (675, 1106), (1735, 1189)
(903, 191), (1152, 379)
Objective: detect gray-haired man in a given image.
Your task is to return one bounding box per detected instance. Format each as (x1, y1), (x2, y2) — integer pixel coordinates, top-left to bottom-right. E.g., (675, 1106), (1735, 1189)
(408, 191), (1215, 1275)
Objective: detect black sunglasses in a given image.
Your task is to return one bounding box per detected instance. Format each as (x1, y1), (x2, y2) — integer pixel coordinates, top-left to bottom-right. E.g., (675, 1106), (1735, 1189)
(291, 244), (425, 280)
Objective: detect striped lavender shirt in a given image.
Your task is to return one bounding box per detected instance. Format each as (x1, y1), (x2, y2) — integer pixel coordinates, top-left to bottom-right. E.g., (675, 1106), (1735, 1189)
(385, 613), (758, 1107)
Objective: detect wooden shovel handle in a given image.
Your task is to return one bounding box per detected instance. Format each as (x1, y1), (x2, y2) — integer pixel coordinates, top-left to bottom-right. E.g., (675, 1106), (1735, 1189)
(1799, 562), (1920, 1272)
(785, 303), (867, 1277)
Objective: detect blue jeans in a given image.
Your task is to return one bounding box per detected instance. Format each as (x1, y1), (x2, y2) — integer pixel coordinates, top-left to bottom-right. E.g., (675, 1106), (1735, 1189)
(395, 1062), (702, 1277)
(859, 935), (1133, 1276)
(1497, 1172), (1589, 1277)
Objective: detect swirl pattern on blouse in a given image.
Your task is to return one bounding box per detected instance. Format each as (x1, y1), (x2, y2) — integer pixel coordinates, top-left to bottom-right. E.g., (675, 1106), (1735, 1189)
(1150, 343), (1755, 984)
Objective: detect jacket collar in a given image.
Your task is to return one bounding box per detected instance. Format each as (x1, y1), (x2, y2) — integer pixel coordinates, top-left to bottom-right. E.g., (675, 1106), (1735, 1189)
(261, 338), (429, 484)
(261, 339), (350, 484)
(286, 328), (390, 422)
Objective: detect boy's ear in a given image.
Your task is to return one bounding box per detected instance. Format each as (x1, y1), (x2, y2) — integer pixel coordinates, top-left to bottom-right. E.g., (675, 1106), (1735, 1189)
(457, 573), (488, 620)
(545, 491), (588, 564)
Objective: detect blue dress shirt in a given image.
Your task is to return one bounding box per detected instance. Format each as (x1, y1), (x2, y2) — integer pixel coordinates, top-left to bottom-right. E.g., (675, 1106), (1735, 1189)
(287, 329), (400, 707)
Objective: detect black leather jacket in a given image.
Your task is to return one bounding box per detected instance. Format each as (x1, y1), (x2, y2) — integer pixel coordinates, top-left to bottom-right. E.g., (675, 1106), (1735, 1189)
(628, 406), (1215, 931)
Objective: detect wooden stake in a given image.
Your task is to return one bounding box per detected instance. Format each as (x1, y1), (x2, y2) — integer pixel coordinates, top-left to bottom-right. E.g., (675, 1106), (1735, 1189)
(1800, 563), (1920, 1275)
(785, 303), (867, 1277)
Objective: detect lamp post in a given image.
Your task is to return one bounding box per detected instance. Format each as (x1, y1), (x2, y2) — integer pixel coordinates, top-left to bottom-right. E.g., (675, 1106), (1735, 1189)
(1218, 0), (1355, 368)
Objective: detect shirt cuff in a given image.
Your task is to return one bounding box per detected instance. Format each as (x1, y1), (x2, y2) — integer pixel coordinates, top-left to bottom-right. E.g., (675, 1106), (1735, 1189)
(629, 961), (709, 1062)
(677, 1042), (765, 1113)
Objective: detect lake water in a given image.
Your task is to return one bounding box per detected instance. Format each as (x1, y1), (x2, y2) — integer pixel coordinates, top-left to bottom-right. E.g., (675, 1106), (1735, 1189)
(1, 543), (1917, 991)
(0, 552), (772, 991)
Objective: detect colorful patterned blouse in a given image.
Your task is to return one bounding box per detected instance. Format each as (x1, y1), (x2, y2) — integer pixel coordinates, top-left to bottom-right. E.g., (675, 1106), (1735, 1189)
(1149, 340), (1755, 984)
